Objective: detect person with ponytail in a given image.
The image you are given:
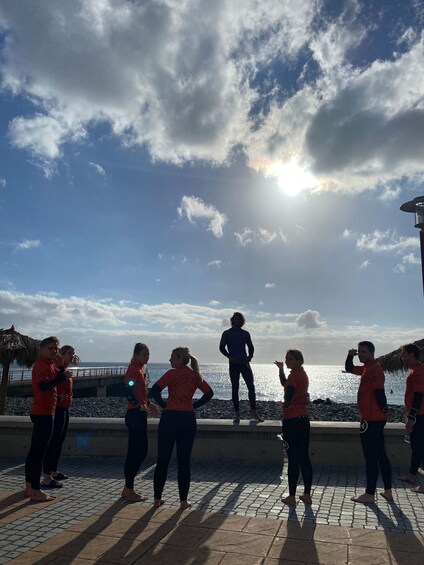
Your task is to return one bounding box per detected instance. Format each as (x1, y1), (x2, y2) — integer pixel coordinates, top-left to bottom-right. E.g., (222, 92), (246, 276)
(122, 343), (158, 502)
(41, 345), (78, 488)
(150, 347), (214, 509)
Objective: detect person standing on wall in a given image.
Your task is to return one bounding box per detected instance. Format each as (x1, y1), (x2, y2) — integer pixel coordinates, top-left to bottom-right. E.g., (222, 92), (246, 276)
(219, 312), (263, 424)
(345, 341), (393, 504)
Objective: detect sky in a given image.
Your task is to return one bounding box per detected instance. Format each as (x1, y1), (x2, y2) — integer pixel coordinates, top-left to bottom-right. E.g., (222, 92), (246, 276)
(0, 0), (423, 365)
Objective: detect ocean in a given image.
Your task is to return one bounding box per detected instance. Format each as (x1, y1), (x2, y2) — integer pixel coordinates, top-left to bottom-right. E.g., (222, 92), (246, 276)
(71, 362), (408, 405)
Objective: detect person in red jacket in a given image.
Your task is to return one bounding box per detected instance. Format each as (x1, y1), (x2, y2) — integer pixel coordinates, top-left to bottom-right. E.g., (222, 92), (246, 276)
(345, 341), (392, 503)
(399, 343), (424, 492)
(24, 336), (70, 502)
(122, 343), (158, 502)
(275, 349), (313, 507)
(41, 345), (77, 488)
(150, 347), (213, 509)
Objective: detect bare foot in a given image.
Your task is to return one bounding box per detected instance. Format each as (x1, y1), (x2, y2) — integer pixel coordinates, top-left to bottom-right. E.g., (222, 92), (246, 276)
(399, 475), (417, 485)
(180, 501), (191, 510)
(281, 495), (296, 507)
(24, 482), (32, 498)
(250, 410), (264, 422)
(379, 490), (394, 502)
(121, 487), (147, 502)
(351, 493), (375, 504)
(154, 498), (165, 508)
(30, 490), (56, 502)
(299, 494), (312, 504)
(233, 412), (240, 424)
(411, 485), (424, 493)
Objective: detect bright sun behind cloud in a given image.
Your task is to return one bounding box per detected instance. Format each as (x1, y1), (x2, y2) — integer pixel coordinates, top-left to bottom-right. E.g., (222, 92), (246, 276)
(267, 161), (318, 196)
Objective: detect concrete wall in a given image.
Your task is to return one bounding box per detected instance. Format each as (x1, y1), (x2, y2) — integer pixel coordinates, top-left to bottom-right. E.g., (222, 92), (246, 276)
(0, 416), (411, 467)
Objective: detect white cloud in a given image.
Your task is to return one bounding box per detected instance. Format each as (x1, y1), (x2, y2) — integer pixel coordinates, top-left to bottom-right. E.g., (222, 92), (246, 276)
(295, 309), (325, 329)
(15, 239), (41, 250)
(394, 252), (421, 274)
(235, 227), (286, 246)
(342, 228), (352, 238)
(209, 300), (220, 306)
(264, 283), (275, 289)
(0, 289), (421, 363)
(0, 177), (6, 187)
(378, 186), (402, 201)
(356, 229), (419, 253)
(359, 260), (370, 270)
(89, 161), (106, 177)
(177, 195), (227, 238)
(1, 1), (424, 193)
(208, 260), (222, 269)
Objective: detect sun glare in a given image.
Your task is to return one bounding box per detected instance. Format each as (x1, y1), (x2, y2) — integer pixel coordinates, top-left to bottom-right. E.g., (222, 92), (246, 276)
(268, 161), (318, 196)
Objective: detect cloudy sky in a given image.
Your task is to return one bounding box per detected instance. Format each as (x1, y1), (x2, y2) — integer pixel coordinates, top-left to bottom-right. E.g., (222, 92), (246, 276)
(0, 0), (423, 364)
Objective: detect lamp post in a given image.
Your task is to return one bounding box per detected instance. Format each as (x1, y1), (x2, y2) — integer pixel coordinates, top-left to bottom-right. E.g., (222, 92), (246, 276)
(400, 195), (424, 298)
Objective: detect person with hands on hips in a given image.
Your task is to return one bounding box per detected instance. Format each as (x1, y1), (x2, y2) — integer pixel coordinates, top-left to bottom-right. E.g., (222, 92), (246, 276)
(275, 349), (313, 507)
(150, 347), (213, 510)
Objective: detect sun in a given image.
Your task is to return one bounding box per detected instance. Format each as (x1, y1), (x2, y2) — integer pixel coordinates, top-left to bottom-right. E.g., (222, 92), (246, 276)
(268, 161), (318, 196)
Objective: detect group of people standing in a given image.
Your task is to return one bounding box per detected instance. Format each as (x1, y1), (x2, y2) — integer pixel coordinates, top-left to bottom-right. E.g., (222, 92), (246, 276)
(23, 314), (424, 510)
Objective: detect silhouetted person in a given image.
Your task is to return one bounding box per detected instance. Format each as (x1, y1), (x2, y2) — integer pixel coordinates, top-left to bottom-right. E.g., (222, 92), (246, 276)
(219, 312), (263, 423)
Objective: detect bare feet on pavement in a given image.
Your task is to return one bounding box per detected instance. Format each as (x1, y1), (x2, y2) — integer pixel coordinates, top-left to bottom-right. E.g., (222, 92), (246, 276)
(281, 495), (296, 506)
(121, 487), (148, 502)
(351, 493), (375, 504)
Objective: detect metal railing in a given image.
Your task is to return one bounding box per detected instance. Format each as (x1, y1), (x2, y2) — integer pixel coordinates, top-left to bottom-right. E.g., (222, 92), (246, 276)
(3, 366), (127, 383)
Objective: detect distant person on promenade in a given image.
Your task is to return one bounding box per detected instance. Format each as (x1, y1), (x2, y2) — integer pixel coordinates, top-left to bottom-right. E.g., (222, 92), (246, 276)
(122, 343), (158, 502)
(275, 349), (313, 507)
(399, 343), (424, 493)
(41, 345), (77, 489)
(345, 341), (393, 503)
(219, 312), (263, 424)
(24, 336), (70, 502)
(150, 347), (213, 510)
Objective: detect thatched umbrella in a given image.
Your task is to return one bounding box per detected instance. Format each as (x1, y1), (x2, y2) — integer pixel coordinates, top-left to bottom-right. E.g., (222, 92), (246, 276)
(0, 325), (40, 414)
(378, 338), (424, 373)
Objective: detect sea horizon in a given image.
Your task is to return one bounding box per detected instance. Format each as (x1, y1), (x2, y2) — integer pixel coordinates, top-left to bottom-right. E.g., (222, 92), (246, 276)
(9, 360), (408, 406)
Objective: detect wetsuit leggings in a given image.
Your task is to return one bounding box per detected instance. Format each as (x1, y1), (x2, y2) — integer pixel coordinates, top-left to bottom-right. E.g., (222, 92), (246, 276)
(229, 363), (256, 411)
(43, 407), (70, 475)
(124, 409), (148, 489)
(154, 411), (196, 501)
(360, 420), (392, 495)
(283, 416), (313, 496)
(25, 415), (53, 490)
(409, 415), (424, 475)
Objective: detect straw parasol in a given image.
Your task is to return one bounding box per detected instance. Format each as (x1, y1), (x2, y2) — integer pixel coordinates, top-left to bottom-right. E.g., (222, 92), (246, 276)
(0, 325), (40, 414)
(377, 338), (424, 373)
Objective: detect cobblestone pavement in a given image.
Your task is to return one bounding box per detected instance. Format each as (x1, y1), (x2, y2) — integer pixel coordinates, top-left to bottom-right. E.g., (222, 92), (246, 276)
(1, 457), (424, 563)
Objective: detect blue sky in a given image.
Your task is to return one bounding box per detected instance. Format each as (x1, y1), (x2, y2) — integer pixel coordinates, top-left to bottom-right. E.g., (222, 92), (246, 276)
(0, 0), (423, 364)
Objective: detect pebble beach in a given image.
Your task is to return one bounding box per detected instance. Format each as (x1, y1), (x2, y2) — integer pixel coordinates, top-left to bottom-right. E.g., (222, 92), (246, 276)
(5, 397), (407, 422)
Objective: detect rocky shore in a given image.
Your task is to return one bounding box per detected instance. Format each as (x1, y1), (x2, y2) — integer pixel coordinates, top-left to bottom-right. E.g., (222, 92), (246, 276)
(4, 397), (407, 422)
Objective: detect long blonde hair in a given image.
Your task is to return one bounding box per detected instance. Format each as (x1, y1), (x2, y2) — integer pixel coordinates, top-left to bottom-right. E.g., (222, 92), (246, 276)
(172, 347), (202, 379)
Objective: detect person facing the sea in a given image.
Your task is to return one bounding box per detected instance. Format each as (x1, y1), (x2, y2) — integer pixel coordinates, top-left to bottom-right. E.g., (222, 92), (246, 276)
(275, 349), (313, 507)
(41, 345), (77, 489)
(24, 336), (70, 502)
(219, 311), (263, 424)
(150, 347), (213, 510)
(399, 343), (424, 493)
(345, 341), (393, 504)
(122, 342), (158, 502)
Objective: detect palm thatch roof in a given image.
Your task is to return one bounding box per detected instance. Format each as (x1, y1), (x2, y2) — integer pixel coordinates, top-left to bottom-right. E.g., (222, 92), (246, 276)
(0, 325), (40, 368)
(378, 338), (424, 373)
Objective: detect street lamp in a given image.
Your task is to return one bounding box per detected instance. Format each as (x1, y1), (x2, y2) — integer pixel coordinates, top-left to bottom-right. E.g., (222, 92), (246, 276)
(400, 195), (424, 298)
